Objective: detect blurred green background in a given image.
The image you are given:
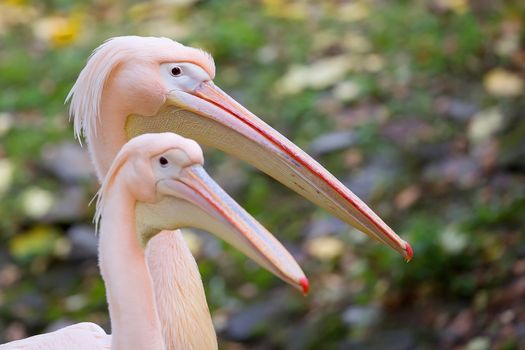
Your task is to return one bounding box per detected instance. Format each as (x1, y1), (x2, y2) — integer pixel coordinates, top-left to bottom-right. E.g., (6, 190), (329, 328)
(1, 0), (524, 349)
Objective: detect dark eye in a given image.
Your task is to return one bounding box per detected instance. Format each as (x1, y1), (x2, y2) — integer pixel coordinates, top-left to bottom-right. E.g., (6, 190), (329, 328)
(159, 156), (169, 166)
(170, 66), (182, 77)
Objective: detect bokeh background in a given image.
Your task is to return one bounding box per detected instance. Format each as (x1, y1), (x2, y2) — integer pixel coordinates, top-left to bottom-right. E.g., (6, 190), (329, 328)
(1, 0), (525, 349)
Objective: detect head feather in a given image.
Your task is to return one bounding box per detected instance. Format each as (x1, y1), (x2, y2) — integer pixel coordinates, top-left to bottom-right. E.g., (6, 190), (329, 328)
(66, 36), (215, 145)
(94, 132), (204, 231)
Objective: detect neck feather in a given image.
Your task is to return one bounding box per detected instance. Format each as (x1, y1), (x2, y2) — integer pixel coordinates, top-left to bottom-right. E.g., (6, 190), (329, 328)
(98, 182), (165, 350)
(99, 181), (217, 350)
(87, 104), (128, 182)
(146, 231), (218, 350)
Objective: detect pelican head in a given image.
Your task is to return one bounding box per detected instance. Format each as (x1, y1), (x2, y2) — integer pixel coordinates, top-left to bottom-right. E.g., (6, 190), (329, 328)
(96, 132), (308, 293)
(68, 36), (412, 260)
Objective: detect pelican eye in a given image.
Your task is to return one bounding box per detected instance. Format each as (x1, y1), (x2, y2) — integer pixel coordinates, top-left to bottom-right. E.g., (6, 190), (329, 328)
(159, 156), (169, 167)
(170, 66), (182, 77)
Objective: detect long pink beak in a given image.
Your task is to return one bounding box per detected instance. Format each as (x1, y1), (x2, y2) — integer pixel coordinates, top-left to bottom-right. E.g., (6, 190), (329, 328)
(126, 81), (412, 261)
(151, 163), (309, 294)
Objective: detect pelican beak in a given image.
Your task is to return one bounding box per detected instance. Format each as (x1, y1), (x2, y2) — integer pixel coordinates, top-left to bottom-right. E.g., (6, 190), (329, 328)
(127, 81), (412, 261)
(138, 164), (309, 294)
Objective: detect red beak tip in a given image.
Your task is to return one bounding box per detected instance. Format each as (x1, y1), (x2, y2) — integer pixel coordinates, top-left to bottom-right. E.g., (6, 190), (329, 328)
(405, 241), (414, 262)
(299, 277), (309, 295)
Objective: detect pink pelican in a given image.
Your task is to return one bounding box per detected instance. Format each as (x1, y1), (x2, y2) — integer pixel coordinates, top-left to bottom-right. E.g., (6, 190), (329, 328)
(1, 133), (307, 349)
(68, 36), (412, 260)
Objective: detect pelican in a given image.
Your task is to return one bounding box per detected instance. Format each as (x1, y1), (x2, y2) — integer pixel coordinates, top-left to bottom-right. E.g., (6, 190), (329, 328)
(0, 133), (307, 349)
(67, 36), (412, 260)
(69, 36), (410, 348)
